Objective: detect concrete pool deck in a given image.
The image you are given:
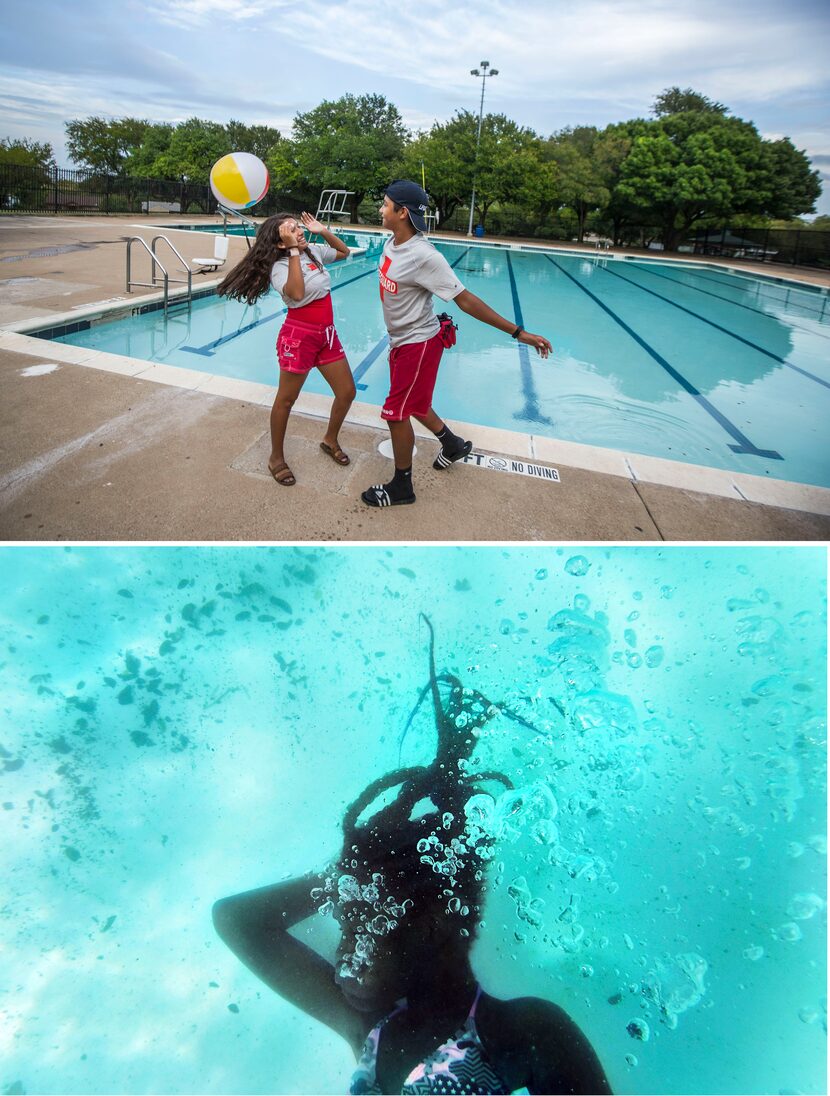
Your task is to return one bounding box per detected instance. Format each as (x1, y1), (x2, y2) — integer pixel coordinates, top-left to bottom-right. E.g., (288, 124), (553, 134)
(1, 214), (829, 542)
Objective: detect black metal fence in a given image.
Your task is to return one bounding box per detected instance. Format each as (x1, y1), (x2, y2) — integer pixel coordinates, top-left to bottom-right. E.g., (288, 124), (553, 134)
(0, 163), (319, 219)
(682, 225), (830, 269)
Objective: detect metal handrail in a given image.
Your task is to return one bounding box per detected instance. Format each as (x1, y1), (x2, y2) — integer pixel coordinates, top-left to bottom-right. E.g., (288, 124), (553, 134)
(217, 203), (257, 249)
(151, 235), (192, 310)
(126, 236), (169, 315)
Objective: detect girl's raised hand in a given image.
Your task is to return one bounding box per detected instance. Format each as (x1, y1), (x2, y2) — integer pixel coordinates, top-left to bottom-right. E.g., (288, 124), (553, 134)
(300, 212), (325, 234)
(279, 220), (302, 247)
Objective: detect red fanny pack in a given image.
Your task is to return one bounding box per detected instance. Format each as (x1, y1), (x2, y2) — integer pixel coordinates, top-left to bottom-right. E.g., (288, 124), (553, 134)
(437, 313), (457, 348)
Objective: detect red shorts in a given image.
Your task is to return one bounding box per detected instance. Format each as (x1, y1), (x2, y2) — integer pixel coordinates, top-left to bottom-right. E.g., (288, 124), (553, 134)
(276, 317), (346, 374)
(381, 332), (445, 421)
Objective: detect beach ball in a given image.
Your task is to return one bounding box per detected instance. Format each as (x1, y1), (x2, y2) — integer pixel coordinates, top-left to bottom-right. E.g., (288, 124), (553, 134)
(210, 152), (270, 210)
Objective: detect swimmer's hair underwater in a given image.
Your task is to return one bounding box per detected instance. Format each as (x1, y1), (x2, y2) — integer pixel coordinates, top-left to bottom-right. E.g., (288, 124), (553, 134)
(335, 614), (515, 932)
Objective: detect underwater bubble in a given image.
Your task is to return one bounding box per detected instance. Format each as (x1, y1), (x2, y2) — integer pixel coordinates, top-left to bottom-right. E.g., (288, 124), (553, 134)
(626, 651), (643, 669)
(535, 569), (548, 581)
(642, 954), (708, 1024)
(787, 842), (805, 858)
(499, 618), (514, 635)
(624, 628), (637, 648)
(645, 645), (664, 668)
(574, 594), (591, 613)
(659, 585), (674, 600)
(743, 946), (764, 961)
(530, 818), (559, 845)
(623, 933), (634, 950)
(798, 1007), (820, 1025)
(786, 893), (825, 920)
(774, 922), (803, 942)
(625, 1054), (638, 1067)
(565, 555), (591, 577)
(447, 898), (461, 914)
(573, 689), (638, 738)
(581, 965), (594, 978)
(626, 1019), (650, 1041)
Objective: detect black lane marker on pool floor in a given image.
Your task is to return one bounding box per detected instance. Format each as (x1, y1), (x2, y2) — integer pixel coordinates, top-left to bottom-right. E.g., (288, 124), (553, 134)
(505, 251), (553, 425)
(545, 256), (783, 460)
(600, 263), (830, 392)
(646, 262), (828, 318)
(351, 247), (471, 391)
(181, 258), (379, 357)
(626, 262), (830, 342)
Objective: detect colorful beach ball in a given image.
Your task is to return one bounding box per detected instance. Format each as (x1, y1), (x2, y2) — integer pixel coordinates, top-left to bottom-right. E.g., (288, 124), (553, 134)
(210, 152), (270, 210)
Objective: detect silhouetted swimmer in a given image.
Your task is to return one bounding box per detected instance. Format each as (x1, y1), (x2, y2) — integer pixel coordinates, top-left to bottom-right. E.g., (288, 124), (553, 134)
(213, 616), (610, 1094)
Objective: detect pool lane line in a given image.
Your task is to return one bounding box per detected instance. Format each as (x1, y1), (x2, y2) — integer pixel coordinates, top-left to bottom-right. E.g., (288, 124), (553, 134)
(351, 247), (472, 391)
(598, 263), (830, 392)
(625, 262), (830, 342)
(180, 256), (380, 357)
(545, 256), (783, 460)
(638, 262), (828, 318)
(505, 251), (553, 425)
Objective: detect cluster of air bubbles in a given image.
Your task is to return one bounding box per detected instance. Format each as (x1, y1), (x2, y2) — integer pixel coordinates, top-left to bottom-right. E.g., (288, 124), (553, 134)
(463, 781), (559, 849)
(640, 953), (708, 1029)
(311, 864), (412, 980)
(415, 817), (475, 888)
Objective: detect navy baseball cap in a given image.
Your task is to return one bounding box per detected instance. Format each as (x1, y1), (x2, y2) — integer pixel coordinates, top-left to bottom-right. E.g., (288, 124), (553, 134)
(385, 179), (429, 232)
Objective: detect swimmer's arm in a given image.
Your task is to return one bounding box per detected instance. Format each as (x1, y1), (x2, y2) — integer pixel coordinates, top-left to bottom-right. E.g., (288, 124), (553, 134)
(523, 999), (611, 1095)
(451, 289), (552, 358)
(212, 874), (365, 1052)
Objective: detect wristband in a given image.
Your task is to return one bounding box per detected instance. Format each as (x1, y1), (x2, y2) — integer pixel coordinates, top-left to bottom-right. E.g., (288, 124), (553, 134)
(288, 248), (300, 257)
(511, 325), (524, 339)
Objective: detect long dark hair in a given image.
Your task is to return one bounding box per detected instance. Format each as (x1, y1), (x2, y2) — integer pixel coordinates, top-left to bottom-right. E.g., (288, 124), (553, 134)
(217, 212), (296, 305)
(326, 616), (518, 972)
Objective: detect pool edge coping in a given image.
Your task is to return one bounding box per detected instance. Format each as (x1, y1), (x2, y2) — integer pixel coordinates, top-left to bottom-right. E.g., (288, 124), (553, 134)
(3, 318), (829, 518)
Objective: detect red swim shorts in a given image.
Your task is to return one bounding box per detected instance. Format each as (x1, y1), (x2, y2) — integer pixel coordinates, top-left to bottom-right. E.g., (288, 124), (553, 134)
(276, 318), (346, 374)
(381, 332), (445, 421)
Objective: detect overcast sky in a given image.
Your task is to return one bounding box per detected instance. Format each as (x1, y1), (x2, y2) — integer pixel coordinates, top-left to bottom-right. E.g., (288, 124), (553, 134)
(1, 0), (828, 215)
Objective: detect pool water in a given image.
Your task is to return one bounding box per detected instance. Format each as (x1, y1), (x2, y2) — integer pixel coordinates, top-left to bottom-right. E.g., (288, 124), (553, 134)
(45, 240), (830, 488)
(0, 545), (825, 1095)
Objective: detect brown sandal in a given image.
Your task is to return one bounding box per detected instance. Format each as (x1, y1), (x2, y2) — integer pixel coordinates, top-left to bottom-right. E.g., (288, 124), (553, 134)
(268, 461), (296, 486)
(319, 441), (350, 466)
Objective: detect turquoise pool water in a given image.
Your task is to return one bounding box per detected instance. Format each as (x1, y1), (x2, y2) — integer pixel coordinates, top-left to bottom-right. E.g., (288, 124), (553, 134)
(1, 545), (826, 1095)
(42, 242), (830, 487)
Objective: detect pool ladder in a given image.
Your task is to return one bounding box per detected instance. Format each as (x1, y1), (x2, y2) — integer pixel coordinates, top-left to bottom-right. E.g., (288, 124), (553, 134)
(126, 234), (193, 316)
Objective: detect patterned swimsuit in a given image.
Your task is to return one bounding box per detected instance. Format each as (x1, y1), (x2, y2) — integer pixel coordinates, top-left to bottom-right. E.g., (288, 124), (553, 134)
(349, 986), (511, 1095)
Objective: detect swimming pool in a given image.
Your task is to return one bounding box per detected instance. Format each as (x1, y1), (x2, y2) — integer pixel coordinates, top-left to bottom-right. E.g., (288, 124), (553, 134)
(35, 239), (830, 489)
(1, 544), (826, 1094)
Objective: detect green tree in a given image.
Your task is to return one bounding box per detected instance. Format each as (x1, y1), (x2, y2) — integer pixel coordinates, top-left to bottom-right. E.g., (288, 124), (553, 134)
(225, 120), (282, 160)
(65, 117), (150, 174)
(470, 114), (542, 231)
(762, 138), (821, 220)
(124, 123), (174, 178)
(398, 113), (478, 226)
(614, 110), (783, 248)
(653, 86), (728, 117)
(287, 94), (408, 219)
(152, 118), (228, 183)
(1, 137), (56, 210)
(0, 136), (55, 171)
(544, 126), (610, 241)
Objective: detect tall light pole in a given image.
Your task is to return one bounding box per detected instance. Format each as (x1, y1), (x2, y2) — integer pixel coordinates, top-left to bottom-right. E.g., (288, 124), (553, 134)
(467, 60), (498, 237)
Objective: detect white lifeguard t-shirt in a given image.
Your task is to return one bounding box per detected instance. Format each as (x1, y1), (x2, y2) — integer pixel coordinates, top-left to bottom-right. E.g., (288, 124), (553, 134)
(270, 244), (339, 308)
(379, 234), (465, 347)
